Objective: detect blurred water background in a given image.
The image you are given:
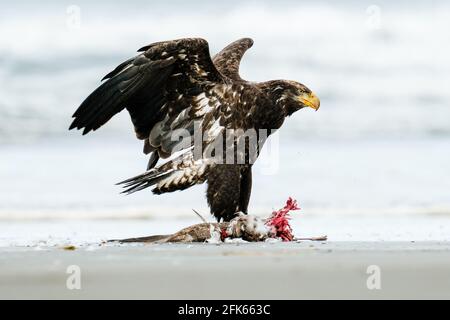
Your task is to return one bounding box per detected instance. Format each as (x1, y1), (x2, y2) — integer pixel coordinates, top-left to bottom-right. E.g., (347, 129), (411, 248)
(1, 0), (449, 220)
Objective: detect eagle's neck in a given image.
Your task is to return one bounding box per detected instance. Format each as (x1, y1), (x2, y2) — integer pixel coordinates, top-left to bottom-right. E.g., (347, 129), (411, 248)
(257, 80), (294, 119)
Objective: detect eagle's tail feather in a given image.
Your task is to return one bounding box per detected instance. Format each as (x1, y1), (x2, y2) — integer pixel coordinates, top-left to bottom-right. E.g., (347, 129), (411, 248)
(117, 169), (173, 194)
(119, 151), (211, 195)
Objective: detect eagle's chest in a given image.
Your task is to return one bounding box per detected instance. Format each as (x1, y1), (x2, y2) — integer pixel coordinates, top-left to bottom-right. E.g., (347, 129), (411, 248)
(215, 85), (256, 129)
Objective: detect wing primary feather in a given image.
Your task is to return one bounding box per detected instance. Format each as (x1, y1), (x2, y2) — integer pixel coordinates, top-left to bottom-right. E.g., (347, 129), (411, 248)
(69, 58), (175, 135)
(101, 57), (135, 81)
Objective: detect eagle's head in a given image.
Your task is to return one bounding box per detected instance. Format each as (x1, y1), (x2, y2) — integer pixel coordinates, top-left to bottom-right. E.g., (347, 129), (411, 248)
(272, 80), (320, 116)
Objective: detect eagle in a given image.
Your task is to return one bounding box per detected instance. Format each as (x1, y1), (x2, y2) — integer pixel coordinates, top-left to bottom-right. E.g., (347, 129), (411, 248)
(69, 38), (320, 222)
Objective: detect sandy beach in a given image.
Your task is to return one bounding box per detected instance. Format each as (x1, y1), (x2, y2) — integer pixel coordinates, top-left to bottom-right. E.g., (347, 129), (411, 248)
(1, 241), (450, 299)
(1, 214), (449, 299)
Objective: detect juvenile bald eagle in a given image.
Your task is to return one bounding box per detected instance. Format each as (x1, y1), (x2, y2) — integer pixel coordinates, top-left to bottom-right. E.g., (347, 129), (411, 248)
(69, 38), (320, 222)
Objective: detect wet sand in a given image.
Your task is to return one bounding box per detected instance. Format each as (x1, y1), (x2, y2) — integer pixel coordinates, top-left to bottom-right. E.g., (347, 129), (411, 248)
(1, 241), (450, 299)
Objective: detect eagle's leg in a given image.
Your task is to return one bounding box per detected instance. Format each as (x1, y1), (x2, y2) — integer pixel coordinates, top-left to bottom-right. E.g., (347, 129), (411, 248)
(146, 151), (159, 170)
(206, 165), (252, 222)
(239, 166), (252, 214)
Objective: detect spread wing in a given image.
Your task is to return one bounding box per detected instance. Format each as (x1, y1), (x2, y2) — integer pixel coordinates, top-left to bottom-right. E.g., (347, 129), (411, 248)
(212, 38), (254, 81)
(69, 38), (228, 157)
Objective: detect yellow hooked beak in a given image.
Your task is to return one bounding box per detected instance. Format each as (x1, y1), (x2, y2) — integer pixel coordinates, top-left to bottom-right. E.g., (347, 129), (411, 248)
(297, 91), (320, 111)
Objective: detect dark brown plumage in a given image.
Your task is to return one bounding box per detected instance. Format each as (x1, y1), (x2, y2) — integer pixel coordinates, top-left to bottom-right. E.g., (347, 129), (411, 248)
(69, 37), (320, 222)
